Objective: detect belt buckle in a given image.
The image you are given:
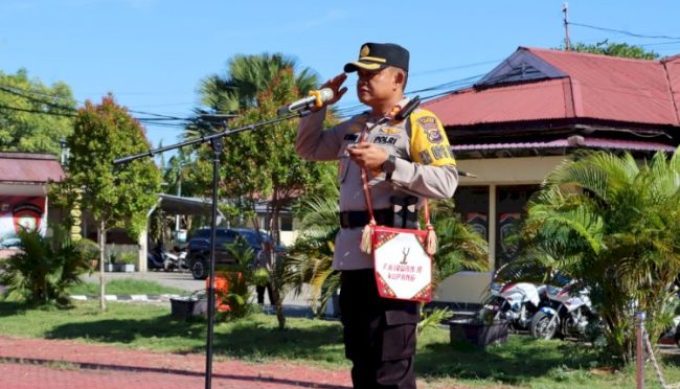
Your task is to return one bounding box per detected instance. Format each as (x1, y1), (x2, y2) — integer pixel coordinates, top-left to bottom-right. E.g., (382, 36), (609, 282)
(340, 212), (350, 228)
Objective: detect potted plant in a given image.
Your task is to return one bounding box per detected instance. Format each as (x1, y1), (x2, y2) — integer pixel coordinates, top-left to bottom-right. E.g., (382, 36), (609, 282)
(105, 252), (116, 272)
(117, 252), (137, 272)
(448, 308), (509, 347)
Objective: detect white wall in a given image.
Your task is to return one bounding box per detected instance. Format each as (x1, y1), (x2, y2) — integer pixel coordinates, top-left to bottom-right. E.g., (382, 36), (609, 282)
(457, 156), (565, 185)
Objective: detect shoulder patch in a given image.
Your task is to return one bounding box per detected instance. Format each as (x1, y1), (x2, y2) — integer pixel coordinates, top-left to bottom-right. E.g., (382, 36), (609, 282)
(416, 115), (444, 143)
(426, 128), (443, 143)
(417, 116), (438, 131)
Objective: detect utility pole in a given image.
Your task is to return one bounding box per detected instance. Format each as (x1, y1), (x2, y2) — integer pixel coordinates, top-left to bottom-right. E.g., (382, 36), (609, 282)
(563, 2), (571, 50)
(175, 170), (182, 232)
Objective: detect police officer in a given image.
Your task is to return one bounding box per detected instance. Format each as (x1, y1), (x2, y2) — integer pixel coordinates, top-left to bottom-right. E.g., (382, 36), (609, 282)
(296, 42), (458, 389)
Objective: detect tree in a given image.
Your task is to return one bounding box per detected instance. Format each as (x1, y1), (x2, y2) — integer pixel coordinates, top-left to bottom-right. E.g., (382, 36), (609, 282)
(285, 187), (340, 317)
(429, 200), (490, 284)
(522, 150), (680, 364)
(570, 40), (659, 60)
(194, 53), (334, 329)
(0, 69), (76, 154)
(199, 53), (318, 114)
(66, 95), (162, 311)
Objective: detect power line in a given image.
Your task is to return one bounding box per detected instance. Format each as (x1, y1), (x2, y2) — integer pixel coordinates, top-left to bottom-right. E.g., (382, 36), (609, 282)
(409, 60), (501, 77)
(334, 73), (483, 119)
(1, 66), (487, 123)
(569, 21), (680, 41)
(0, 83), (195, 123)
(640, 40), (680, 47)
(0, 104), (76, 117)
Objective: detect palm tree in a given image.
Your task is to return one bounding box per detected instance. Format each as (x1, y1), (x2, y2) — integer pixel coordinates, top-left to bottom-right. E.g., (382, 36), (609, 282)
(285, 187), (339, 317)
(199, 53), (319, 116)
(191, 53), (322, 329)
(429, 200), (490, 285)
(522, 150), (680, 365)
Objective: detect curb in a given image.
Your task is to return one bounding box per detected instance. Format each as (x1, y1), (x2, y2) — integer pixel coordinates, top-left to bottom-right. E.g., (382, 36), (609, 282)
(70, 294), (182, 302)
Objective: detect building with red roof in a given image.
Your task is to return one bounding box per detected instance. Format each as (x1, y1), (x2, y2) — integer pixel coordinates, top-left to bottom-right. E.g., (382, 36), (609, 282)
(0, 152), (65, 256)
(424, 47), (680, 279)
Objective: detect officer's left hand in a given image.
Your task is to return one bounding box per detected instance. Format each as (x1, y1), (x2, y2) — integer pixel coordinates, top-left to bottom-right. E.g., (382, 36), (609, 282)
(347, 142), (388, 177)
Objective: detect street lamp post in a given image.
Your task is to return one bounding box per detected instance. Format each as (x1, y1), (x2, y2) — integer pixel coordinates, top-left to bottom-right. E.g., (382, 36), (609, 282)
(175, 164), (183, 233)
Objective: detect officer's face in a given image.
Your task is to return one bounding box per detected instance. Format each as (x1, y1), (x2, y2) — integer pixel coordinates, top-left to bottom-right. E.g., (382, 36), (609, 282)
(356, 67), (403, 106)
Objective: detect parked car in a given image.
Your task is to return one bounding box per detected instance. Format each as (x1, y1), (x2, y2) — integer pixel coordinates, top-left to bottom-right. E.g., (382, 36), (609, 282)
(186, 227), (273, 280)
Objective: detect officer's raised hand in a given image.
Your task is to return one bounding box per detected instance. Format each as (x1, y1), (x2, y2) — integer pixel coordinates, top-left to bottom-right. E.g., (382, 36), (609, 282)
(312, 73), (348, 111)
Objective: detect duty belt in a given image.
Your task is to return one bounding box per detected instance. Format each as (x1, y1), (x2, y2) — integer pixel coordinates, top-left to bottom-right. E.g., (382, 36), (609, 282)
(339, 208), (393, 229)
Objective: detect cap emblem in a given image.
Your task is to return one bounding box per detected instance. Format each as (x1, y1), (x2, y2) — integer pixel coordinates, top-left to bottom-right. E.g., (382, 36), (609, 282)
(360, 44), (370, 57)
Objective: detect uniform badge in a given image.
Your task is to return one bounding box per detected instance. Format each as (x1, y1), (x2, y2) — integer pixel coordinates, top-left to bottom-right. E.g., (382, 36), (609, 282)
(417, 116), (443, 143)
(380, 127), (401, 135)
(417, 116), (438, 131)
(418, 150), (433, 165)
(373, 136), (398, 145)
(426, 129), (443, 143)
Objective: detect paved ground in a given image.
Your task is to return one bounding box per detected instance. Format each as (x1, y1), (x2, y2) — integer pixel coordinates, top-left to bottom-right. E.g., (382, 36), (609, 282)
(0, 336), (353, 389)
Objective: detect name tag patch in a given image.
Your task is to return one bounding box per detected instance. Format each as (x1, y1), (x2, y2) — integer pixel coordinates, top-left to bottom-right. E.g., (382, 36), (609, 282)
(373, 136), (398, 145)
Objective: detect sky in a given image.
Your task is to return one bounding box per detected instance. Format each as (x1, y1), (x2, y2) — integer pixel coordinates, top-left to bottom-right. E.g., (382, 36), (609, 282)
(2, 0), (680, 152)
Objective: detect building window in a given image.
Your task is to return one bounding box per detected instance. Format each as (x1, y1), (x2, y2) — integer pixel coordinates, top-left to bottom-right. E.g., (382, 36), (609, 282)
(280, 214), (293, 231)
(495, 185), (539, 268)
(453, 186), (490, 241)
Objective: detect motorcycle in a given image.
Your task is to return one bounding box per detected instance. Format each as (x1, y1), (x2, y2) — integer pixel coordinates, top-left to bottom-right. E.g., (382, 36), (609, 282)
(530, 278), (597, 340)
(162, 246), (188, 271)
(479, 280), (545, 330)
(147, 246), (166, 270)
(147, 246), (188, 271)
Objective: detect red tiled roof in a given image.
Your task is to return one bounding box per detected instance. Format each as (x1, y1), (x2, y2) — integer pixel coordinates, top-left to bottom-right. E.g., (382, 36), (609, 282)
(663, 55), (680, 124)
(429, 78), (573, 125)
(426, 47), (680, 128)
(0, 153), (65, 183)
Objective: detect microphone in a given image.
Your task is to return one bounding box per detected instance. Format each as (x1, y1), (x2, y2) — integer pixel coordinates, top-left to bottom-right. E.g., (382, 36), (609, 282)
(277, 88), (335, 116)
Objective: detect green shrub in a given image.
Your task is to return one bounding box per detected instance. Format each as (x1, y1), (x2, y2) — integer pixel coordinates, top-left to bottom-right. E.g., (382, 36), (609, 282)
(0, 230), (94, 307)
(118, 251), (138, 265)
(214, 237), (257, 321)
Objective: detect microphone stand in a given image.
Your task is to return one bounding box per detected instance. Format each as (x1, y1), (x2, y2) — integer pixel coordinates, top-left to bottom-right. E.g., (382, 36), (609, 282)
(114, 109), (310, 389)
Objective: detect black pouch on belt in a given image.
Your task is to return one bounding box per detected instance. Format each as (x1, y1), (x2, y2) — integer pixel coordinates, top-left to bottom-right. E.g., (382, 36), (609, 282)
(390, 196), (418, 229)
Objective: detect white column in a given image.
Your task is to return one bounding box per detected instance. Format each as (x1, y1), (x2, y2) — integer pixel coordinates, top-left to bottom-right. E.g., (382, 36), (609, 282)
(488, 184), (497, 270)
(42, 195), (49, 237)
(138, 229), (148, 272)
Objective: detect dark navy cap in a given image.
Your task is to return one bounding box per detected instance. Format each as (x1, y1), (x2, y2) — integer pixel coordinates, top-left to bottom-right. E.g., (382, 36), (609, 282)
(344, 42), (410, 73)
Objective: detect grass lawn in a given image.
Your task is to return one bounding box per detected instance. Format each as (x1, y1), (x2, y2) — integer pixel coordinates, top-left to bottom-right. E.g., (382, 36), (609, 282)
(1, 300), (680, 388)
(67, 279), (187, 296)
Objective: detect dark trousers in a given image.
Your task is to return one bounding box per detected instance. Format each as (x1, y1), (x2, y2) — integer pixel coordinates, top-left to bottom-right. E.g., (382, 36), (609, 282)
(340, 269), (418, 389)
(256, 283), (273, 305)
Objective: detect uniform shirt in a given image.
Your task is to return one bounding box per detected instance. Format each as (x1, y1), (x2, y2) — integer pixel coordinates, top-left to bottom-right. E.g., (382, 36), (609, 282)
(296, 99), (458, 270)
